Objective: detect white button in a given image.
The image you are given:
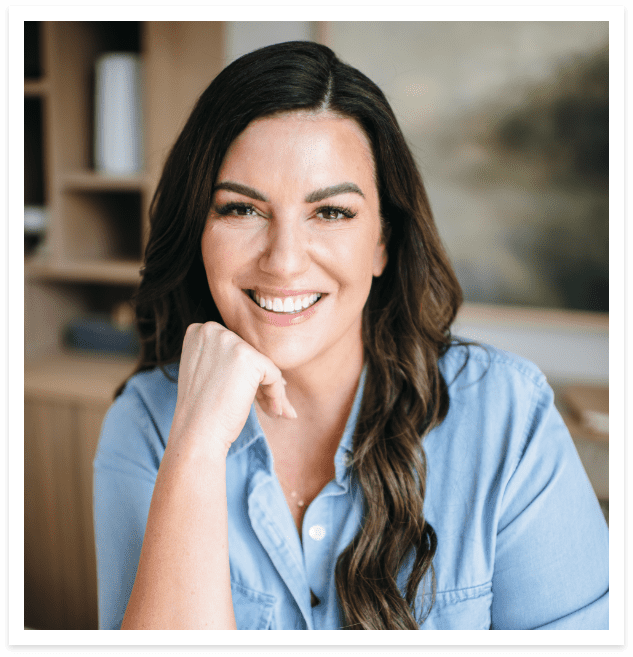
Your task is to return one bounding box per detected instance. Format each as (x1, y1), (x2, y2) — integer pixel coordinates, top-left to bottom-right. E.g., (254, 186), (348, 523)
(308, 525), (326, 541)
(343, 453), (352, 467)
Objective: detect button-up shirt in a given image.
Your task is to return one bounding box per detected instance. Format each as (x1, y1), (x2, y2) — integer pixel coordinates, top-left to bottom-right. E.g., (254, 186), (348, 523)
(93, 343), (609, 630)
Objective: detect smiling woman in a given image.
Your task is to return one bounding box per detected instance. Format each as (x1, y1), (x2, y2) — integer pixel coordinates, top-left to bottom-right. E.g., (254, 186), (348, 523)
(93, 41), (608, 630)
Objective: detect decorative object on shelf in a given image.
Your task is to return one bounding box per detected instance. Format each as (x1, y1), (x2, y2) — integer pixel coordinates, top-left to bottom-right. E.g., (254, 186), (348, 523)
(94, 53), (143, 175)
(64, 305), (139, 357)
(111, 300), (136, 330)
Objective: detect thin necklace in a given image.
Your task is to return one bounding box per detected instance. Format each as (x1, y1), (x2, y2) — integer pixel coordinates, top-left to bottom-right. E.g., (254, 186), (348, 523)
(289, 490), (305, 508)
(277, 471), (305, 508)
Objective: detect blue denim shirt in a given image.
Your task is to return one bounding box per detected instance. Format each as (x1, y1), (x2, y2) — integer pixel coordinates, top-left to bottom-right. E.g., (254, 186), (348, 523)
(93, 343), (609, 630)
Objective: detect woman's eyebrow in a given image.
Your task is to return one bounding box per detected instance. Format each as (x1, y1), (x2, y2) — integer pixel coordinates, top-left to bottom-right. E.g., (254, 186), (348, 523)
(305, 183), (364, 203)
(214, 181), (269, 202)
(214, 181), (365, 203)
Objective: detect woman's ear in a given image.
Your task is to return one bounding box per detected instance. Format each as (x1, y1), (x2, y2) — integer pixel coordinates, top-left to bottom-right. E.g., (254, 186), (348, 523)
(373, 242), (388, 276)
(373, 239), (388, 277)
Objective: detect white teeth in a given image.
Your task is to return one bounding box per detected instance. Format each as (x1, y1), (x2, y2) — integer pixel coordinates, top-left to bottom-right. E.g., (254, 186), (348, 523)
(251, 291), (322, 314)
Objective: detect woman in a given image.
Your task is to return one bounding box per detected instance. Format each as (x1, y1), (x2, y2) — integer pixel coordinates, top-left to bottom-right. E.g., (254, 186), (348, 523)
(94, 41), (608, 630)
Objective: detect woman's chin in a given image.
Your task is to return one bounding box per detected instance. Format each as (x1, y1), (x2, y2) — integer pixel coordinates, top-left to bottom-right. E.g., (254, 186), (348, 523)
(257, 345), (314, 374)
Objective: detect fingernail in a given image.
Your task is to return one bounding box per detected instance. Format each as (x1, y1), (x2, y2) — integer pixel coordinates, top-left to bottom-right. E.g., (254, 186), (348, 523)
(281, 377), (287, 386)
(286, 404), (298, 419)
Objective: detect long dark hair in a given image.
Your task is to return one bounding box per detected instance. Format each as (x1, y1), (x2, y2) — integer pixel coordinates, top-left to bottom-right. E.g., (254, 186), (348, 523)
(119, 41), (462, 629)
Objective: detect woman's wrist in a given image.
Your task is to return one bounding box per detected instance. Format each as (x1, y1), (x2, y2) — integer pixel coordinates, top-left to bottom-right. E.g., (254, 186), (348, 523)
(164, 426), (234, 470)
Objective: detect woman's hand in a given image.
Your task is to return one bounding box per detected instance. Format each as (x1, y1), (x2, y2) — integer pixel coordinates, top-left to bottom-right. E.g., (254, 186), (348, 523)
(170, 322), (297, 458)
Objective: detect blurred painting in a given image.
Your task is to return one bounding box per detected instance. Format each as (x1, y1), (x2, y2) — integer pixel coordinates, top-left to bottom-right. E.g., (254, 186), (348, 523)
(443, 40), (608, 312)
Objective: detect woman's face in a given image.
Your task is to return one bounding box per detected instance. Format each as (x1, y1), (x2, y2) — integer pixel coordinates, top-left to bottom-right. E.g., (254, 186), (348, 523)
(201, 111), (386, 373)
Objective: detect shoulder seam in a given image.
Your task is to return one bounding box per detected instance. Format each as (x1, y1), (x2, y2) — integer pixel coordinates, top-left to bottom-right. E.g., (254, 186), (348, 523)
(444, 342), (546, 388)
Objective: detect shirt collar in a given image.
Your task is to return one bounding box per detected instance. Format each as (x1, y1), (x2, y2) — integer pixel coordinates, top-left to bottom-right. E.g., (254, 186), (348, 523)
(226, 364), (367, 466)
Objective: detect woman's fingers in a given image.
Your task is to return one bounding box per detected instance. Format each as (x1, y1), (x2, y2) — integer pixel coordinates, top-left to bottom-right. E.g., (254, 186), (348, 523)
(173, 321), (298, 457)
(255, 382), (297, 419)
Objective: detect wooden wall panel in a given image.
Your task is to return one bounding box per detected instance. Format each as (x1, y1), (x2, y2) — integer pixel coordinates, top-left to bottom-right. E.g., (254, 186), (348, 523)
(24, 400), (66, 629)
(76, 404), (109, 629)
(24, 399), (61, 628)
(24, 396), (109, 629)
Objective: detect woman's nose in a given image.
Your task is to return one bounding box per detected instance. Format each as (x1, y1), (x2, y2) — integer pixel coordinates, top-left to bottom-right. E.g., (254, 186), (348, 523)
(258, 220), (310, 278)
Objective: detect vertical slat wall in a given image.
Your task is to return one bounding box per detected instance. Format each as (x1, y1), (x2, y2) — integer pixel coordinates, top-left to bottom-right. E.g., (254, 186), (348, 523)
(24, 396), (108, 629)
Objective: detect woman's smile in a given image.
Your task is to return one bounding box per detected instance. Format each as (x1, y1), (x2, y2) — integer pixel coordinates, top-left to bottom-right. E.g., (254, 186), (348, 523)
(243, 288), (326, 328)
(244, 289), (324, 315)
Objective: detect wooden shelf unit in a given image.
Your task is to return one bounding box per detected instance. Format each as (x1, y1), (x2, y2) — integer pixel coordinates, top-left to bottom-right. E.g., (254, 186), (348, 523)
(24, 20), (224, 629)
(25, 20), (226, 353)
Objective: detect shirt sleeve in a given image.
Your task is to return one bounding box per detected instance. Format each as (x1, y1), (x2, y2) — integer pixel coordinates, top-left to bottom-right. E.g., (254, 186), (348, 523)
(490, 378), (609, 629)
(93, 385), (163, 630)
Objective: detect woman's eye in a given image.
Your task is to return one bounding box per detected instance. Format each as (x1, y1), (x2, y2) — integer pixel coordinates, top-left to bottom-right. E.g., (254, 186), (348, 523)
(318, 208), (343, 221)
(316, 206), (356, 222)
(215, 202), (259, 217)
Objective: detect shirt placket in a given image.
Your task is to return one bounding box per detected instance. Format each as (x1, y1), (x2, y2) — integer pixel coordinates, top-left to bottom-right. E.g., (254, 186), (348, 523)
(247, 464), (315, 628)
(302, 450), (357, 629)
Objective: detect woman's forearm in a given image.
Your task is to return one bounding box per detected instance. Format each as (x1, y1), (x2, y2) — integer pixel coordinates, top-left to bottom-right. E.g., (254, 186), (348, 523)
(121, 441), (236, 629)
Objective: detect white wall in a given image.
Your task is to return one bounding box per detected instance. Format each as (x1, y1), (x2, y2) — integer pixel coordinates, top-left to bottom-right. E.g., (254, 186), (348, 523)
(225, 22), (314, 64)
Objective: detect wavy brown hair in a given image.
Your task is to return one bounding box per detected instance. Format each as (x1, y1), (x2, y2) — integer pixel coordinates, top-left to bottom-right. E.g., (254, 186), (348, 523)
(117, 41), (462, 629)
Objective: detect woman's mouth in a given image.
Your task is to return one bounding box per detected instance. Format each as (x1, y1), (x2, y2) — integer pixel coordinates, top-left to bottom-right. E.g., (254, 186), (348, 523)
(246, 290), (323, 314)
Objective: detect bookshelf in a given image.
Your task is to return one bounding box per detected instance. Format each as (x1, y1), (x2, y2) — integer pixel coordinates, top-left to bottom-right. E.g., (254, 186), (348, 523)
(24, 20), (225, 357)
(23, 20), (224, 629)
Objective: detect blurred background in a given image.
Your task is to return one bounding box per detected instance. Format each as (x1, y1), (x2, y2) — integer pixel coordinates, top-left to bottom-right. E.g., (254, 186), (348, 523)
(24, 21), (609, 629)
